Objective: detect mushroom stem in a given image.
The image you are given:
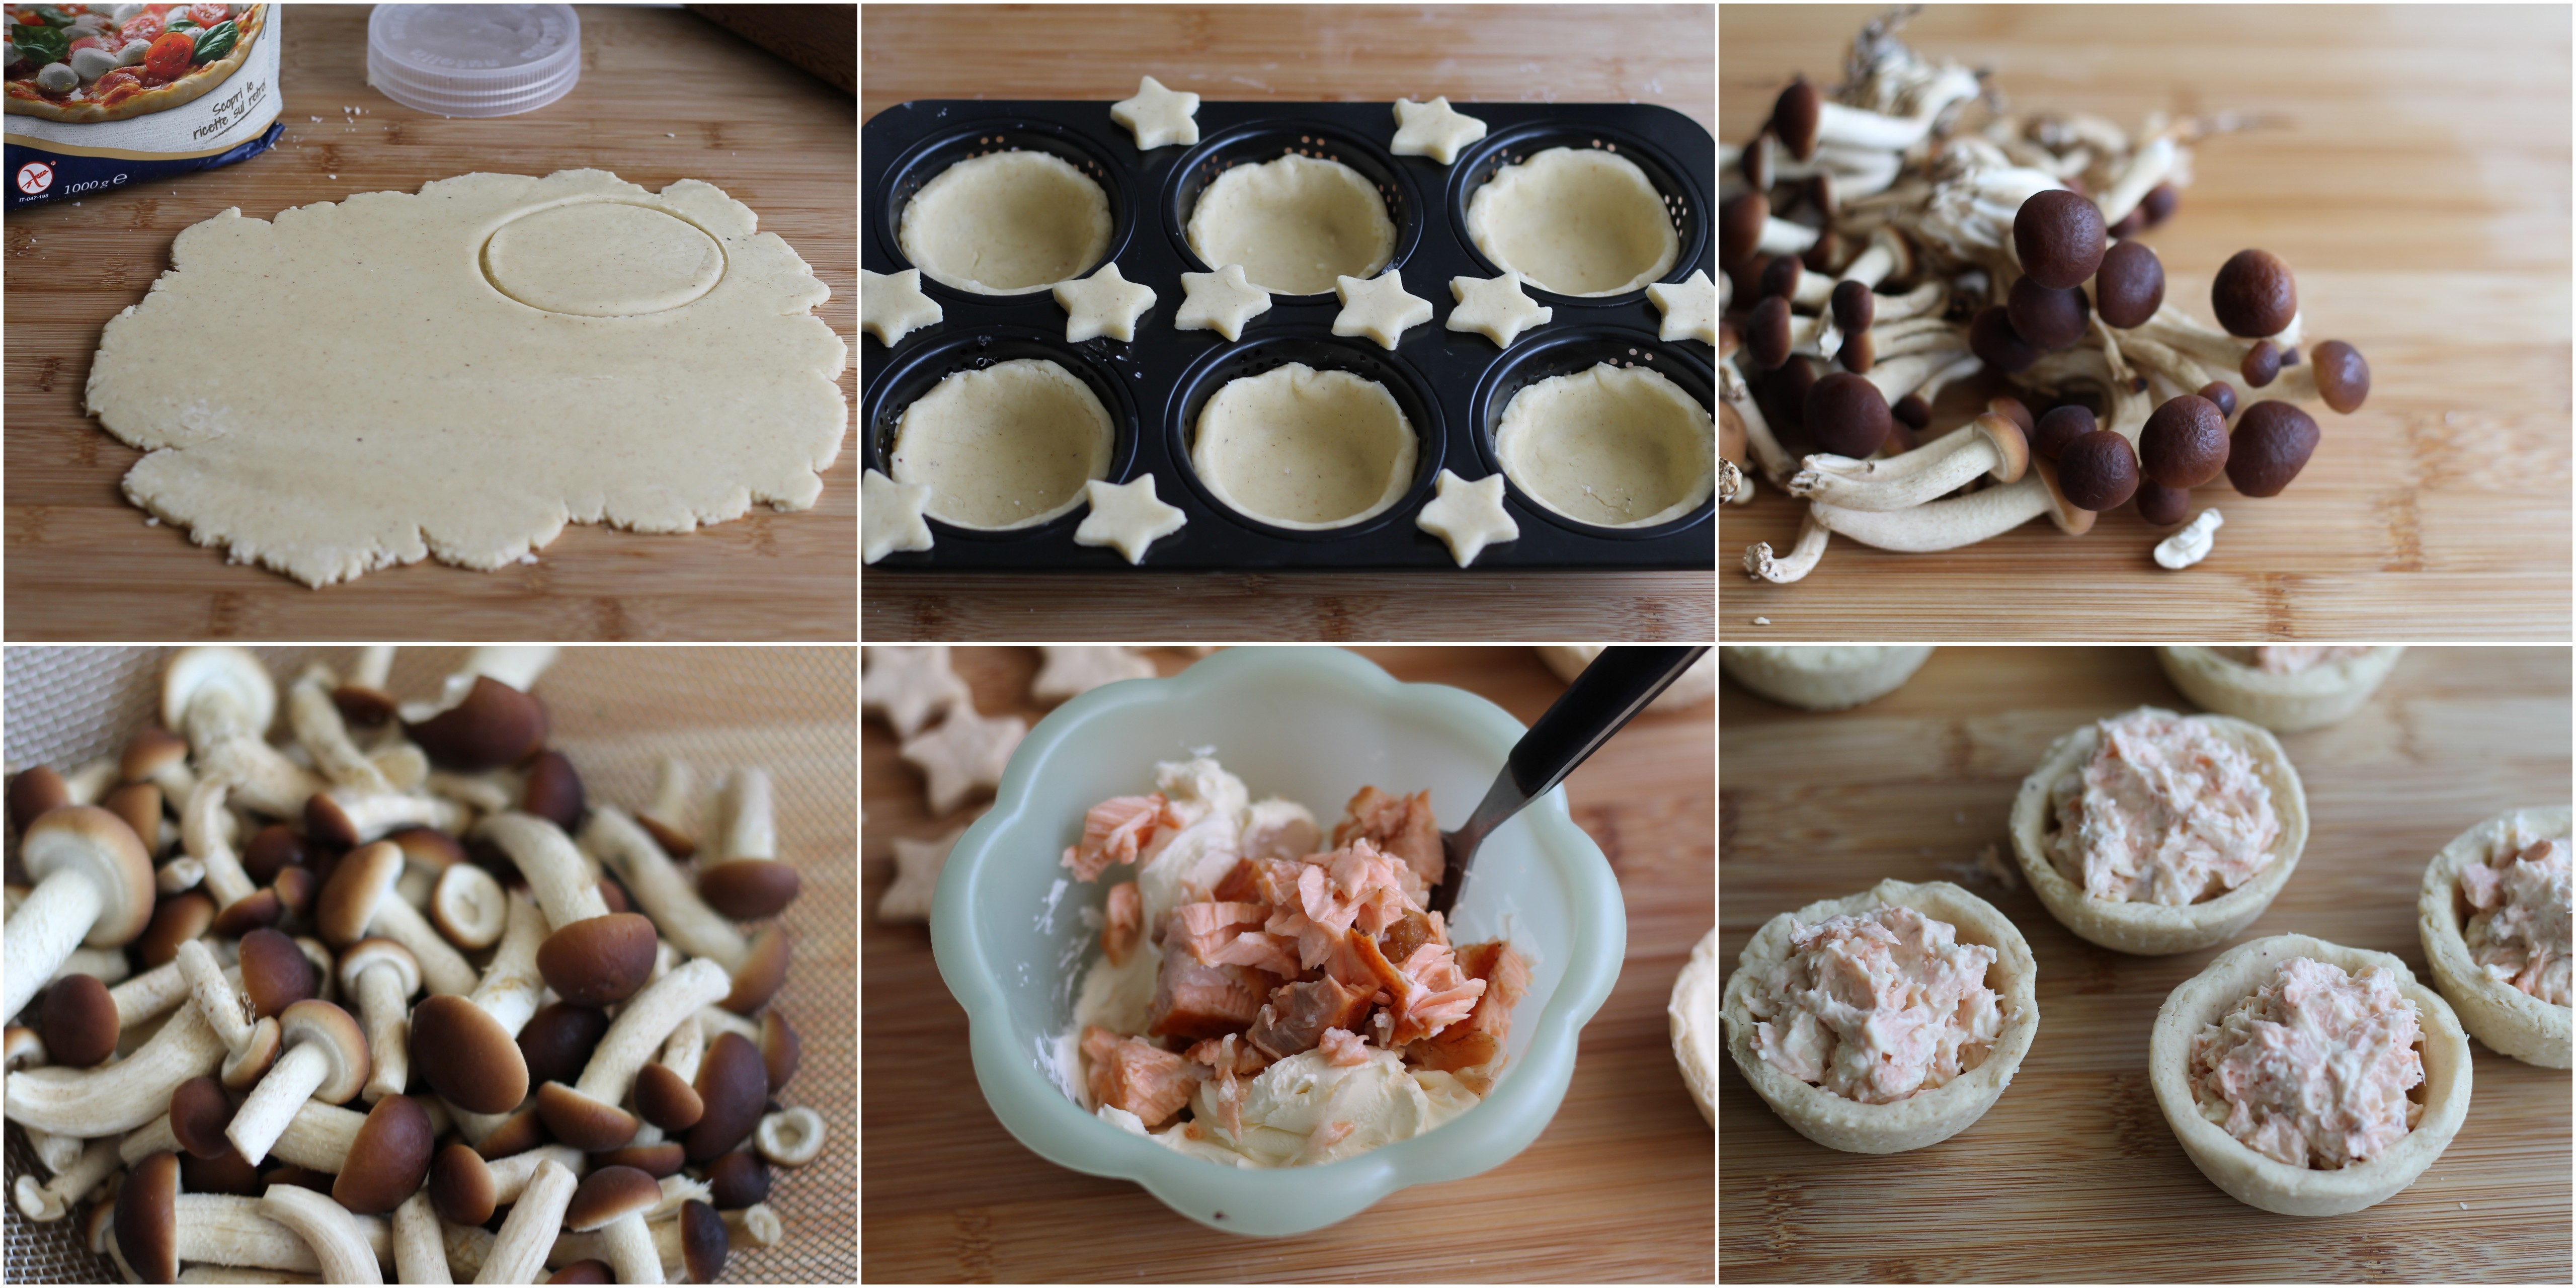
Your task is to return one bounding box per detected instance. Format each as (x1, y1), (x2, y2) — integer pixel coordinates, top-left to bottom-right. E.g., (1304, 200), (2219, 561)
(1742, 510), (1834, 583)
(196, 739), (323, 821)
(12, 1134), (119, 1221)
(259, 1183), (386, 1284)
(289, 669), (391, 793)
(314, 789), (469, 846)
(350, 955), (416, 1104)
(351, 647), (394, 691)
(4, 992), (224, 1136)
(173, 1192), (392, 1274)
(478, 814), (611, 930)
(2091, 135), (2176, 226)
(573, 960), (733, 1109)
(469, 891), (552, 1037)
(462, 647), (559, 695)
(583, 808), (748, 970)
(475, 1158), (576, 1285)
(394, 1191), (452, 1285)
(183, 779), (258, 911)
(1718, 458), (1749, 505)
(1792, 413), (2027, 511)
(1720, 359), (1798, 484)
(348, 874), (477, 998)
(2, 871), (105, 1024)
(717, 769), (775, 862)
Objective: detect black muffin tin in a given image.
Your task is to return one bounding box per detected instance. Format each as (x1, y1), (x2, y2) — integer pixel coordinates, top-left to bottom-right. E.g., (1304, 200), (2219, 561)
(863, 98), (1716, 571)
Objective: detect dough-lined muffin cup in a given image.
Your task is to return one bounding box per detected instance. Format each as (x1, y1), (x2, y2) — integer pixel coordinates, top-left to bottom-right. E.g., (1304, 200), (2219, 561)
(2148, 934), (2471, 1216)
(2009, 708), (2308, 956)
(2156, 646), (2405, 733)
(1720, 879), (2039, 1154)
(1717, 646), (1931, 711)
(2416, 806), (2573, 1068)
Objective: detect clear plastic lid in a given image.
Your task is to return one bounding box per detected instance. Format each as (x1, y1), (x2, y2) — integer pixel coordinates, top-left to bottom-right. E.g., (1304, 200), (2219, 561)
(366, 4), (581, 118)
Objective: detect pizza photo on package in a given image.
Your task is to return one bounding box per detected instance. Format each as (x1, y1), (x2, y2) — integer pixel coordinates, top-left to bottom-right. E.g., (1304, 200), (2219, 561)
(5, 3), (263, 123)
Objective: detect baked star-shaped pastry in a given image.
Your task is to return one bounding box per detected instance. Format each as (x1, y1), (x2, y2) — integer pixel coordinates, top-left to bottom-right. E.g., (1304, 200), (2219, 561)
(1446, 272), (1553, 348)
(901, 705), (1027, 816)
(1332, 270), (1434, 350)
(879, 822), (972, 922)
(1033, 646), (1157, 702)
(863, 645), (972, 738)
(1416, 468), (1519, 567)
(1055, 263), (1157, 343)
(1390, 97), (1488, 165)
(1074, 473), (1187, 564)
(862, 468), (934, 565)
(1174, 263), (1272, 341)
(1110, 75), (1200, 150)
(861, 268), (943, 346)
(1647, 270), (1719, 346)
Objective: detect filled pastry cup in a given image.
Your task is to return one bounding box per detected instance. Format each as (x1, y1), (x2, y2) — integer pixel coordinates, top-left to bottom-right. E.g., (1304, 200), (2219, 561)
(1719, 879), (2040, 1155)
(1717, 646), (1933, 711)
(2155, 646), (2406, 733)
(2416, 806), (2573, 1068)
(2009, 708), (2307, 955)
(2148, 934), (2471, 1216)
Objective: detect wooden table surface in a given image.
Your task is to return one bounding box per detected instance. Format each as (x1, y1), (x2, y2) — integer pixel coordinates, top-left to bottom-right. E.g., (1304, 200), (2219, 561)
(863, 646), (1714, 1280)
(1718, 6), (2572, 641)
(859, 5), (1715, 643)
(1719, 646), (2572, 1281)
(4, 5), (858, 642)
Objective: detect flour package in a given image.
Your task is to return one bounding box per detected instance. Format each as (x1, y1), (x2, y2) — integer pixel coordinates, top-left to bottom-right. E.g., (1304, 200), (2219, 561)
(4, 3), (282, 211)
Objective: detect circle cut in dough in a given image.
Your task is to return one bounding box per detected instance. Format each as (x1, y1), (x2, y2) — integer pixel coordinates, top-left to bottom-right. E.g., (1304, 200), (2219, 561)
(1719, 646), (1933, 711)
(891, 358), (1115, 530)
(2416, 806), (2572, 1069)
(483, 202), (725, 316)
(1190, 362), (1416, 530)
(900, 150), (1113, 295)
(2148, 934), (2470, 1216)
(1494, 363), (1713, 529)
(1186, 154), (1397, 296)
(1466, 147), (1679, 297)
(1720, 879), (2040, 1155)
(2156, 646), (2406, 733)
(2009, 707), (2308, 956)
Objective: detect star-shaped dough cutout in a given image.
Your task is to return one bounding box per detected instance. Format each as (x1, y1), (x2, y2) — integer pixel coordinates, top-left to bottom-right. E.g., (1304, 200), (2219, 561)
(861, 267), (942, 346)
(1055, 263), (1157, 343)
(863, 468), (934, 565)
(863, 645), (971, 738)
(901, 705), (1027, 816)
(1074, 473), (1187, 564)
(1174, 264), (1272, 342)
(1110, 75), (1200, 150)
(1446, 272), (1554, 348)
(1332, 270), (1434, 350)
(1647, 270), (1719, 346)
(1416, 468), (1519, 567)
(1391, 97), (1488, 166)
(879, 821), (973, 922)
(1032, 646), (1157, 703)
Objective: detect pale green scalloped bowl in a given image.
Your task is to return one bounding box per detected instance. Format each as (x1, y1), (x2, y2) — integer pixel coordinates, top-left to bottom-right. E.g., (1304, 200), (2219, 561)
(930, 646), (1624, 1236)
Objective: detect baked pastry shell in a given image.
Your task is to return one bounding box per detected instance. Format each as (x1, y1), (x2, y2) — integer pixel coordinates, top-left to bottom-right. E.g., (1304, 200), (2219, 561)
(2415, 806), (2572, 1068)
(1718, 646), (1934, 711)
(2156, 646), (2405, 733)
(1719, 879), (2040, 1154)
(2148, 933), (2471, 1216)
(2010, 709), (2308, 955)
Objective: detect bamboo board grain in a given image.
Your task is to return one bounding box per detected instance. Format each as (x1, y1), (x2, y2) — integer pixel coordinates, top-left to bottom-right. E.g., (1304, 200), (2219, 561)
(1718, 646), (2572, 1282)
(1717, 6), (2572, 641)
(3, 5), (858, 642)
(858, 5), (1715, 643)
(862, 646), (1714, 1281)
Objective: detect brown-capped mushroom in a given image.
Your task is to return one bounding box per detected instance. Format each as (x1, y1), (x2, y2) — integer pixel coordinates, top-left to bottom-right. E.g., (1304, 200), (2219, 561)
(39, 972), (118, 1067)
(522, 752), (586, 831)
(2013, 190), (2107, 291)
(316, 840), (476, 997)
(2093, 238), (2164, 329)
(582, 807), (746, 969)
(535, 958), (731, 1151)
(1968, 304), (2041, 374)
(403, 650), (553, 771)
(409, 892), (544, 1115)
(330, 1093), (436, 1216)
(226, 999), (369, 1165)
(565, 1165), (664, 1285)
(2309, 339), (2370, 413)
(534, 912), (660, 1008)
(633, 1062), (705, 1132)
(683, 1031), (769, 1163)
(4, 994), (225, 1136)
(431, 862), (508, 950)
(2211, 248), (2297, 338)
(2005, 276), (2090, 351)
(2139, 393), (2232, 489)
(2056, 428), (2142, 511)
(758, 1011), (801, 1094)
(3, 806), (154, 1024)
(2227, 401), (2320, 496)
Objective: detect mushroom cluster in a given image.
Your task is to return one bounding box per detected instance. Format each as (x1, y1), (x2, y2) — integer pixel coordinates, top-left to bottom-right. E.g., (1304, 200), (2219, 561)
(4, 646), (821, 1283)
(1720, 9), (2372, 582)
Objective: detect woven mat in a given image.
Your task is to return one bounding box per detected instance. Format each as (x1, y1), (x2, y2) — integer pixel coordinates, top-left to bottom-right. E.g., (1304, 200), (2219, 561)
(3, 647), (855, 1283)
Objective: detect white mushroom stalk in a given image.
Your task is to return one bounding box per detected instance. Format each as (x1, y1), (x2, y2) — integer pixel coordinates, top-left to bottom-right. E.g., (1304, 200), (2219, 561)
(260, 1183), (385, 1284)
(13, 1135), (119, 1221)
(182, 778), (258, 910)
(4, 999), (225, 1136)
(475, 1157), (576, 1285)
(477, 813), (611, 929)
(583, 807), (747, 969)
(288, 667), (390, 793)
(393, 1191), (451, 1286)
(1792, 411), (2029, 510)
(169, 1193), (393, 1274)
(569, 958), (733, 1108)
(1745, 473), (2056, 584)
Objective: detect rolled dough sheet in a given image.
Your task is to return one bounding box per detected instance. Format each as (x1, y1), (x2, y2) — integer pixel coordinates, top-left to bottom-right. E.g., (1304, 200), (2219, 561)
(890, 358), (1115, 530)
(1186, 154), (1395, 296)
(1494, 363), (1713, 528)
(1466, 147), (1678, 297)
(86, 170), (848, 589)
(900, 150), (1112, 294)
(1191, 362), (1416, 530)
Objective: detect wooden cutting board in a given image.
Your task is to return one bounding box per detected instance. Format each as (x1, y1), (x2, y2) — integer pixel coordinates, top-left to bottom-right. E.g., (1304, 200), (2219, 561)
(1718, 6), (2571, 640)
(860, 4), (1715, 643)
(1719, 646), (2571, 1281)
(863, 646), (1714, 1281)
(3, 6), (857, 641)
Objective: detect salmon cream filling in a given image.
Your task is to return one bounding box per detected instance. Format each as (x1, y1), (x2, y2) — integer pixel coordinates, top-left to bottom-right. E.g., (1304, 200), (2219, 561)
(2461, 835), (2572, 1007)
(2189, 956), (2425, 1169)
(2048, 709), (2282, 905)
(2217, 646), (2375, 674)
(1744, 905), (2000, 1104)
(1059, 757), (1528, 1167)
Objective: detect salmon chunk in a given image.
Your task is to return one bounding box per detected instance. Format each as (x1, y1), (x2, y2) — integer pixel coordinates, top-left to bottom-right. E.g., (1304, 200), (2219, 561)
(1062, 793), (1168, 879)
(1082, 1026), (1195, 1126)
(1316, 1027), (1373, 1067)
(1146, 933), (1279, 1041)
(1102, 881), (1142, 968)
(1246, 975), (1376, 1060)
(1409, 941), (1529, 1084)
(1332, 786), (1444, 893)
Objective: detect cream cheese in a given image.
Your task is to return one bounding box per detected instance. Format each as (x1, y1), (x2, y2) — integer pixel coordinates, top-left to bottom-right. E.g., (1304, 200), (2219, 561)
(1742, 904), (2000, 1104)
(1102, 1046), (1475, 1167)
(2461, 836), (2571, 1007)
(2048, 709), (2282, 905)
(2188, 956), (2425, 1169)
